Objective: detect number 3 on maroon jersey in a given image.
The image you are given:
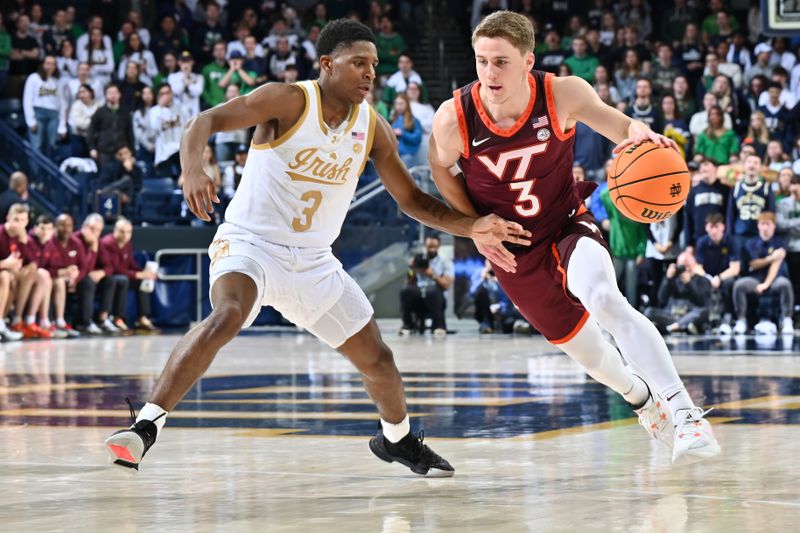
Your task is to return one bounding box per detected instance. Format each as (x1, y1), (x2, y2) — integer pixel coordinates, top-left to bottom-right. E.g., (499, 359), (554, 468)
(476, 142), (548, 218)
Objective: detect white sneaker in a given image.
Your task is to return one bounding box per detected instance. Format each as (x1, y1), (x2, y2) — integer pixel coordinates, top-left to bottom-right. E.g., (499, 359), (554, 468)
(86, 322), (104, 335)
(672, 408), (721, 465)
(100, 319), (120, 334)
(781, 317), (794, 335)
(732, 319), (747, 335)
(754, 319), (777, 336)
(717, 323), (732, 336)
(398, 328), (411, 336)
(0, 327), (23, 341)
(433, 328), (447, 337)
(635, 394), (674, 449)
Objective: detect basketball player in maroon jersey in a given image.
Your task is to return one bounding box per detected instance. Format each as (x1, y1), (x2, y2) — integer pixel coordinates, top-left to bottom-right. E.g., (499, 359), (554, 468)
(429, 11), (720, 464)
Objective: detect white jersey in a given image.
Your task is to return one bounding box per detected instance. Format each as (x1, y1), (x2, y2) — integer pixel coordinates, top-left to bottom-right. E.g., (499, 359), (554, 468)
(224, 80), (376, 248)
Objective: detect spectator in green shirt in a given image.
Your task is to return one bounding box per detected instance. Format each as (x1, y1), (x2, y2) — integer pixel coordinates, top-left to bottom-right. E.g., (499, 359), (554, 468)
(202, 41), (228, 109)
(693, 106), (740, 165)
(564, 36), (599, 83)
(376, 16), (406, 77)
(601, 183), (648, 306)
(701, 0), (738, 38)
(0, 12), (10, 95)
(217, 50), (257, 96)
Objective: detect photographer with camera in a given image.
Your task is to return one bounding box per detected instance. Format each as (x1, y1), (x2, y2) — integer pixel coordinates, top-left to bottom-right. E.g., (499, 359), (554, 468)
(399, 234), (454, 336)
(643, 250), (712, 335)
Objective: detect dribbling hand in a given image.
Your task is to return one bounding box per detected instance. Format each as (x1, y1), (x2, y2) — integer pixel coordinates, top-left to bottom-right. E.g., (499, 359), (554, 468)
(181, 168), (220, 222)
(613, 131), (679, 154)
(470, 214), (532, 274)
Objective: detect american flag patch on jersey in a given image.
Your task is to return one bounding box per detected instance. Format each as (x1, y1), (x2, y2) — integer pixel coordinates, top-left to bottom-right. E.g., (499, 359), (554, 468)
(531, 115), (549, 129)
(352, 131), (365, 140)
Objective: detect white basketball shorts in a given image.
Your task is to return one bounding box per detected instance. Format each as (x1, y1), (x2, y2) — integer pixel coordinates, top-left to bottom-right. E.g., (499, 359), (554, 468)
(208, 223), (374, 348)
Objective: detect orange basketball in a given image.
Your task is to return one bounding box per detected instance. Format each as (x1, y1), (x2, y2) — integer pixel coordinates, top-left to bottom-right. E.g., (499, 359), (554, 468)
(608, 142), (690, 223)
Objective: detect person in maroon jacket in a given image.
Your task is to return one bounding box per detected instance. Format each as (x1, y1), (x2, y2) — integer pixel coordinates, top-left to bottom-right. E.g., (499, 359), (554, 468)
(0, 211), (23, 341)
(96, 217), (157, 330)
(72, 213), (110, 335)
(44, 214), (84, 338)
(27, 214), (65, 338)
(0, 204), (52, 339)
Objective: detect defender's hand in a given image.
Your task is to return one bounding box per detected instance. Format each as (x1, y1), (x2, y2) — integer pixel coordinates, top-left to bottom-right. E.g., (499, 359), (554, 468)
(470, 214), (532, 274)
(181, 168), (220, 221)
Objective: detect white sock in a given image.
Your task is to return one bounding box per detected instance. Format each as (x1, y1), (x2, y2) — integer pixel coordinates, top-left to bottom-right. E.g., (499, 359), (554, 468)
(0, 320), (7, 332)
(25, 315), (35, 325)
(623, 375), (650, 408)
(40, 318), (51, 329)
(56, 318), (67, 328)
(136, 402), (168, 436)
(11, 316), (21, 325)
(660, 385), (696, 419)
(381, 414), (410, 443)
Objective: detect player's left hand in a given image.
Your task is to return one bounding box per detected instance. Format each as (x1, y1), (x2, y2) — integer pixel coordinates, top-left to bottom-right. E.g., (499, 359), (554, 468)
(470, 214), (532, 273)
(613, 131), (679, 154)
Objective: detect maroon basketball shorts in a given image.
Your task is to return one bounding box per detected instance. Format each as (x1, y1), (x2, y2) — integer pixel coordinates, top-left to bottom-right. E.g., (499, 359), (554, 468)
(494, 211), (610, 344)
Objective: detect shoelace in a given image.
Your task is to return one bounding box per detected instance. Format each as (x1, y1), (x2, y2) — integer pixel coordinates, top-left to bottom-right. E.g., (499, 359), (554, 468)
(678, 407), (713, 427)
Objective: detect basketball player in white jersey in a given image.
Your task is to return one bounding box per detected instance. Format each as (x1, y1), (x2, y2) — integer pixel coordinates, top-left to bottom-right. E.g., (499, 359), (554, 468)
(428, 11), (719, 465)
(104, 19), (531, 477)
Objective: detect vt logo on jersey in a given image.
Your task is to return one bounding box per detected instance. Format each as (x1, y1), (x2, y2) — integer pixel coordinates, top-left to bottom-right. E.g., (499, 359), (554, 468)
(286, 147), (353, 186)
(476, 142), (549, 182)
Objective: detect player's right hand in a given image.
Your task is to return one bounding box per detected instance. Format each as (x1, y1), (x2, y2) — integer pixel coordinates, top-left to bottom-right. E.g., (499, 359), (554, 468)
(181, 168), (220, 222)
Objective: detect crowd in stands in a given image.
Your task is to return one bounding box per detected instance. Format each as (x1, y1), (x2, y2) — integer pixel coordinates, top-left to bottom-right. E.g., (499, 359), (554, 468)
(1, 0), (429, 224)
(1, 1), (800, 337)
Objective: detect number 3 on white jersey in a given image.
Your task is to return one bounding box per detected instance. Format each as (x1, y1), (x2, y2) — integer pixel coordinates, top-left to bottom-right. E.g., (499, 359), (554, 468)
(508, 179), (541, 217)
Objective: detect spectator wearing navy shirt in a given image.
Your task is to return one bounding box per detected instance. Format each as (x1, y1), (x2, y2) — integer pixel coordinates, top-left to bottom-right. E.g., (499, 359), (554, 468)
(726, 154), (775, 260)
(685, 159), (729, 247)
(695, 213), (740, 332)
(732, 211), (794, 334)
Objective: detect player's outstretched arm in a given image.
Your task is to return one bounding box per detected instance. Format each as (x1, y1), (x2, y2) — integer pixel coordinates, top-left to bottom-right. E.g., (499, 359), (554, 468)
(553, 75), (678, 154)
(179, 82), (303, 221)
(371, 113), (530, 273)
(427, 101), (530, 269)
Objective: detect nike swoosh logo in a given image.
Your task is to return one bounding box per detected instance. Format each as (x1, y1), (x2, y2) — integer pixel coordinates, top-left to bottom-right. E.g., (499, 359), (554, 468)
(472, 137), (491, 147)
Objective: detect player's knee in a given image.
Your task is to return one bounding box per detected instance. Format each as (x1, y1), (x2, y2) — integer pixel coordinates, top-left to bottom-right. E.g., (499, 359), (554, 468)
(361, 343), (397, 379)
(205, 303), (247, 339)
(585, 283), (627, 317)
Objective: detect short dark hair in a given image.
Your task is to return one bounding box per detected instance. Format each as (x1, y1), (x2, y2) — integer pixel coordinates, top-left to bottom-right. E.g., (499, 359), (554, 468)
(425, 234), (441, 243)
(705, 213), (724, 226)
(36, 214), (54, 226)
(316, 18), (375, 57)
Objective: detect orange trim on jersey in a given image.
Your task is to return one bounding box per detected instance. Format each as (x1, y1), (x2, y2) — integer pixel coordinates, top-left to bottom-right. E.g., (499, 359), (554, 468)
(452, 89), (470, 158)
(577, 204), (587, 216)
(550, 311), (590, 345)
(470, 73), (537, 138)
(544, 73), (575, 142)
(551, 243), (568, 294)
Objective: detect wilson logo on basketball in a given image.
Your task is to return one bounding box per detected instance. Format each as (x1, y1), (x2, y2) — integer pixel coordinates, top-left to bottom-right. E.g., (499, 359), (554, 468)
(640, 208), (672, 220)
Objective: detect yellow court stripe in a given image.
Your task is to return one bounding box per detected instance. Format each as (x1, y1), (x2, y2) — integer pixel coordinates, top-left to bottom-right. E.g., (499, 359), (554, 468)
(0, 408), (429, 421)
(0, 383), (114, 395)
(184, 397), (548, 407)
(210, 385), (541, 394)
(711, 395), (800, 410)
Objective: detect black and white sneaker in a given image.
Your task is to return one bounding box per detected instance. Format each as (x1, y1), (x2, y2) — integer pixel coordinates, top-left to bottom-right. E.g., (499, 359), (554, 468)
(369, 427), (455, 477)
(104, 398), (164, 471)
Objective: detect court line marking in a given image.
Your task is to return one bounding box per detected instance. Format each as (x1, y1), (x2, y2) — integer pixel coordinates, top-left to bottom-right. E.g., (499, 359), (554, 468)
(0, 408), (429, 421)
(183, 397), (548, 407)
(606, 489), (800, 508)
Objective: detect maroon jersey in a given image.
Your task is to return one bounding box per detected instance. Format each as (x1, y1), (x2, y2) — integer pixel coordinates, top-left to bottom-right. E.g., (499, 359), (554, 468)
(44, 235), (85, 279)
(454, 70), (589, 247)
(0, 225), (37, 265)
(74, 230), (98, 281)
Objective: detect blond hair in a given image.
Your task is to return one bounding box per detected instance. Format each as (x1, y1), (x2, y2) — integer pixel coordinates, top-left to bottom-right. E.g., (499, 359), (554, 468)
(7, 203), (29, 217)
(472, 11), (535, 54)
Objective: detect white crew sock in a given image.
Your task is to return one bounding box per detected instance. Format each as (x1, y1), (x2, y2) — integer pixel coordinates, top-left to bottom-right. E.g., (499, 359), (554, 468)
(136, 402), (168, 436)
(381, 414), (411, 443)
(25, 314), (35, 325)
(660, 385), (696, 419)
